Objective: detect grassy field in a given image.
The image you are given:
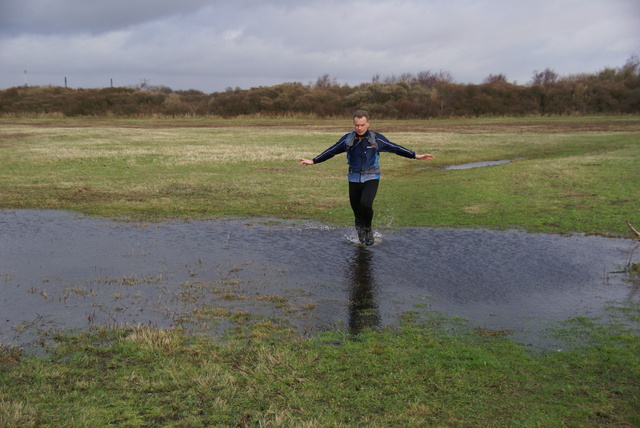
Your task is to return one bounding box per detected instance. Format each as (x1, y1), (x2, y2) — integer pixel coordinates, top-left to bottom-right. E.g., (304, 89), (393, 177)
(1, 316), (639, 427)
(1, 115), (639, 235)
(1, 116), (639, 427)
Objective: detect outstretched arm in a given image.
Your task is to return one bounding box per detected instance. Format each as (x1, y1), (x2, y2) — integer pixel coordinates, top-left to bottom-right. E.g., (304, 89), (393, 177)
(299, 158), (315, 166)
(375, 134), (434, 161)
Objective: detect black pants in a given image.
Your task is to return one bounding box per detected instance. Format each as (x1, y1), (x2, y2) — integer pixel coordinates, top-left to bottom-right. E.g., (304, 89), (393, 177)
(349, 179), (380, 230)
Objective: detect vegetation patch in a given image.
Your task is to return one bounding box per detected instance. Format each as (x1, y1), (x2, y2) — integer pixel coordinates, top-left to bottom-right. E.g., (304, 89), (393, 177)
(1, 117), (638, 236)
(1, 59), (638, 118)
(0, 309), (638, 427)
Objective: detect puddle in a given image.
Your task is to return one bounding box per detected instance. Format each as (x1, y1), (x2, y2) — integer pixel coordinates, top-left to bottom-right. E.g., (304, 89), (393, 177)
(443, 159), (520, 170)
(415, 158), (525, 171)
(1, 210), (636, 350)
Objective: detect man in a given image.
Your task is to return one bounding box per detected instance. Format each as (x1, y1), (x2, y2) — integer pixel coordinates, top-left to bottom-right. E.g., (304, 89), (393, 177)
(299, 110), (434, 245)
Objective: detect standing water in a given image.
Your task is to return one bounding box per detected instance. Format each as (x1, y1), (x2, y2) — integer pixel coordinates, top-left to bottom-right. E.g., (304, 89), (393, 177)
(0, 210), (635, 350)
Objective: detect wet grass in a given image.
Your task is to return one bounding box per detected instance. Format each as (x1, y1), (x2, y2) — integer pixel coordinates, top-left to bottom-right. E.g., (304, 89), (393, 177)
(0, 308), (639, 427)
(1, 116), (639, 426)
(1, 116), (638, 235)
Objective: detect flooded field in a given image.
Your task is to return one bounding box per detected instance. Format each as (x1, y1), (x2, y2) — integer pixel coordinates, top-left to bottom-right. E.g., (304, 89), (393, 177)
(1, 210), (636, 350)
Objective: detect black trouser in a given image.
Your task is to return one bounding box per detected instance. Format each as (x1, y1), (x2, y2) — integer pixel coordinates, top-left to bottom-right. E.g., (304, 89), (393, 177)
(349, 179), (380, 230)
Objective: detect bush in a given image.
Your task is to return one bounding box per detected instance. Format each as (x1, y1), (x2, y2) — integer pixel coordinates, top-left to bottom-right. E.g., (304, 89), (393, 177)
(2, 60), (639, 118)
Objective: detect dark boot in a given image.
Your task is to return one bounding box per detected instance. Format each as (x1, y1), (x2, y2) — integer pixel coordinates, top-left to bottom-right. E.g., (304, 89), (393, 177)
(355, 221), (366, 244)
(364, 228), (374, 246)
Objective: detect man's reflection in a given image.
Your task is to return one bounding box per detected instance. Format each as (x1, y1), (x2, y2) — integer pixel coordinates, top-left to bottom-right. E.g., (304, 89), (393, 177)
(347, 247), (380, 335)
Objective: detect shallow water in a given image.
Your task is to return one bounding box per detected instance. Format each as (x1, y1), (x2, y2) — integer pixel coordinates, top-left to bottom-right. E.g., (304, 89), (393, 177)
(443, 159), (514, 170)
(416, 158), (526, 172)
(0, 210), (636, 349)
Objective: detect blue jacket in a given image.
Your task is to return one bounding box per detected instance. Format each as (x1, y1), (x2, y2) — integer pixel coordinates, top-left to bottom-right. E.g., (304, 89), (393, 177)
(312, 131), (416, 183)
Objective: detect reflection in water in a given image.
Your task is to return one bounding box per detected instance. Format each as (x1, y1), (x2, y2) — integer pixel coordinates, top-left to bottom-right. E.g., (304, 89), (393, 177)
(0, 210), (634, 350)
(346, 247), (380, 335)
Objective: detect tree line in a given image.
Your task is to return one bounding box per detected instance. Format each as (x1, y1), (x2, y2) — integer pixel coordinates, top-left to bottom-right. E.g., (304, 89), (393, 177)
(1, 56), (638, 119)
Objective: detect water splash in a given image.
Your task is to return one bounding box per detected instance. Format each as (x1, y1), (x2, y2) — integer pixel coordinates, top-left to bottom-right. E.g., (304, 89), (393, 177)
(0, 210), (634, 350)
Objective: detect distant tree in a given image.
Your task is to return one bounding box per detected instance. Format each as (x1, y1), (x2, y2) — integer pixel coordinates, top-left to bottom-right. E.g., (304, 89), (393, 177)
(600, 68), (622, 83)
(382, 74), (398, 84)
(314, 73), (336, 89)
(624, 53), (640, 73)
(398, 73), (416, 83)
(416, 70), (454, 86)
(483, 73), (508, 84)
(531, 68), (558, 86)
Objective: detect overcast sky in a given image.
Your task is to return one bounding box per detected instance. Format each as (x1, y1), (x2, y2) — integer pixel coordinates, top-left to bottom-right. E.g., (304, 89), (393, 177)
(1, 0), (638, 93)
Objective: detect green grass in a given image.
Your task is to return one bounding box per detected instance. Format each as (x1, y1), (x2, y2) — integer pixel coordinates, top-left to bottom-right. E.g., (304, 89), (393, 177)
(1, 116), (638, 235)
(1, 311), (639, 427)
(1, 116), (639, 426)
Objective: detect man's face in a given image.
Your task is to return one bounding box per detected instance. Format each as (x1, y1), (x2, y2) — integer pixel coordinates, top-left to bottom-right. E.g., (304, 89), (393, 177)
(353, 116), (370, 135)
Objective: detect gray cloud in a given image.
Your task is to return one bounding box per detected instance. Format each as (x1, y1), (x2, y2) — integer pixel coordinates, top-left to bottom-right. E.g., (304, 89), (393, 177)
(1, 0), (638, 92)
(0, 0), (214, 35)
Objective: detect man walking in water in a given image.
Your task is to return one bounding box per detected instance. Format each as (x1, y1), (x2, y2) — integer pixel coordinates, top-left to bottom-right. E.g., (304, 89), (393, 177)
(299, 110), (434, 245)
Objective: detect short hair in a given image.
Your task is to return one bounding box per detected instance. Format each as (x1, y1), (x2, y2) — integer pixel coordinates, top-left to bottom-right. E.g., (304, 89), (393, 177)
(353, 110), (369, 121)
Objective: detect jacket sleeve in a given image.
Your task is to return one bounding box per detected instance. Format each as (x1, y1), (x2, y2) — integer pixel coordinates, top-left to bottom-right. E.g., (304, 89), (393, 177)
(312, 134), (348, 164)
(375, 133), (416, 159)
